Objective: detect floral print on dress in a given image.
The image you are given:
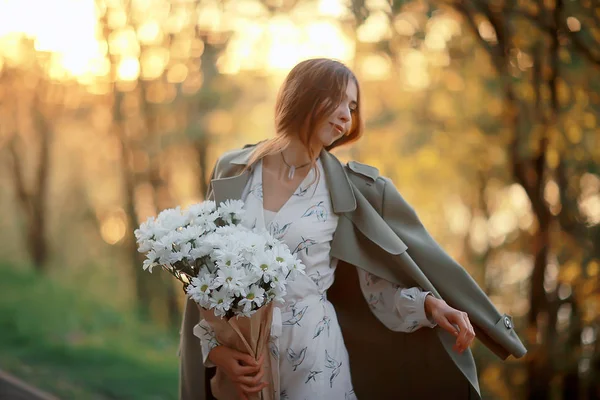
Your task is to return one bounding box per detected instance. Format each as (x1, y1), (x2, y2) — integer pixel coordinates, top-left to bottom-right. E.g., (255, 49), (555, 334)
(249, 183), (263, 199)
(301, 200), (328, 222)
(292, 237), (317, 255)
(286, 346), (307, 371)
(268, 220), (292, 240)
(282, 305), (308, 327)
(294, 184), (310, 197)
(313, 315), (331, 339)
(325, 349), (343, 388)
(305, 370), (322, 383)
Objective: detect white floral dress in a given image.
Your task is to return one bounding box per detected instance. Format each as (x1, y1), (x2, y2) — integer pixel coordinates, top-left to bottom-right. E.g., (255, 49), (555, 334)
(195, 157), (437, 400)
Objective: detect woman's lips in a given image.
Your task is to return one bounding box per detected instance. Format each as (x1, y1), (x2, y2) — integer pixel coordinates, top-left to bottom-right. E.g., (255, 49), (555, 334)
(330, 123), (344, 134)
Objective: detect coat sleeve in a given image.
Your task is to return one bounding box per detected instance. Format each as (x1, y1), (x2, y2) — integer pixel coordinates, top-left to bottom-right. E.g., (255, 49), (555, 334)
(357, 267), (437, 332)
(179, 297), (209, 399)
(379, 177), (527, 359)
(178, 160), (219, 399)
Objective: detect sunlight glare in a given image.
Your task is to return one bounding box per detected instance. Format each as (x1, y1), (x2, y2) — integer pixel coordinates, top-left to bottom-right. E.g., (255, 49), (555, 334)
(0, 0), (103, 80)
(118, 57), (140, 81)
(357, 12), (391, 43)
(318, 0), (346, 17)
(401, 49), (430, 90)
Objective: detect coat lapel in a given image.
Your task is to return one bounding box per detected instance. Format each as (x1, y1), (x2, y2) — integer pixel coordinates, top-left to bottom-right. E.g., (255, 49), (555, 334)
(210, 144), (418, 285)
(212, 172), (251, 205)
(210, 145), (358, 212)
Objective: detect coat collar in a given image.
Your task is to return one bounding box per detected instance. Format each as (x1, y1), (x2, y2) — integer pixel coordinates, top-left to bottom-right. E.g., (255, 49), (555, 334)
(212, 144), (357, 214)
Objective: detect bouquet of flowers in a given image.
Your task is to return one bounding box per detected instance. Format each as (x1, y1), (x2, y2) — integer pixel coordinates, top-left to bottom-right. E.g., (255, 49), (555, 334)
(134, 199), (305, 400)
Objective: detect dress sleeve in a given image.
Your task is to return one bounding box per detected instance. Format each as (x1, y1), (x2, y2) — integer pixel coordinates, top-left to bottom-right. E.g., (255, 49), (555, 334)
(357, 267), (437, 332)
(193, 319), (222, 368)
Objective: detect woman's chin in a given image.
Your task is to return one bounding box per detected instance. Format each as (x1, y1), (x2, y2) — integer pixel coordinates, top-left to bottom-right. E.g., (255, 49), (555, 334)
(319, 135), (342, 147)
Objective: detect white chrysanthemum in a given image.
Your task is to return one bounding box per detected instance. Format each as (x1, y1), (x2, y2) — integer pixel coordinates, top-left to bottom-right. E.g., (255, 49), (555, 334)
(214, 250), (241, 269)
(237, 284), (266, 316)
(170, 241), (192, 264)
(156, 206), (187, 231)
(269, 272), (288, 292)
(242, 262), (263, 284)
(263, 230), (281, 248)
(193, 212), (219, 232)
(251, 250), (280, 283)
(266, 284), (287, 304)
(185, 201), (216, 220)
(187, 275), (214, 306)
(201, 232), (223, 249)
(271, 246), (296, 274)
(153, 231), (182, 264)
(212, 239), (243, 265)
(214, 266), (247, 296)
(286, 255), (306, 280)
(136, 199), (307, 318)
(239, 232), (268, 255)
(189, 245), (212, 260)
(218, 199), (246, 224)
(155, 230), (181, 249)
(214, 225), (239, 236)
(210, 287), (234, 317)
(134, 217), (169, 252)
(178, 226), (205, 245)
(142, 249), (160, 272)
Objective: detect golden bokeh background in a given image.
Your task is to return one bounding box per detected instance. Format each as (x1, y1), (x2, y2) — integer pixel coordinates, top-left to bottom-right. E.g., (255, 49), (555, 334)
(0, 0), (598, 398)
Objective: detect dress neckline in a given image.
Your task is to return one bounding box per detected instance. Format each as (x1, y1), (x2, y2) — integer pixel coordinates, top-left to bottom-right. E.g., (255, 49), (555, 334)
(258, 158), (320, 225)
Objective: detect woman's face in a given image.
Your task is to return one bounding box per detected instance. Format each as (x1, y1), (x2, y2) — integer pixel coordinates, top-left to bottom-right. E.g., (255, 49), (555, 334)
(312, 80), (358, 148)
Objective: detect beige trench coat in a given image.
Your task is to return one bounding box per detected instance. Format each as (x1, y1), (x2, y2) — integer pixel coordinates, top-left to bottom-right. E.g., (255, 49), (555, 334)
(178, 143), (527, 400)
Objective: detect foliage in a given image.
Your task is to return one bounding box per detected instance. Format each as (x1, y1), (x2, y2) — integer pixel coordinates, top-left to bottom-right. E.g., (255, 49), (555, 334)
(0, 263), (179, 399)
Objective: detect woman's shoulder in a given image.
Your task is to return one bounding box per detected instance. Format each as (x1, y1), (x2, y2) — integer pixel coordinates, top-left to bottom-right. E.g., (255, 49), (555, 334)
(345, 160), (381, 182)
(344, 160), (394, 189)
(212, 143), (260, 173)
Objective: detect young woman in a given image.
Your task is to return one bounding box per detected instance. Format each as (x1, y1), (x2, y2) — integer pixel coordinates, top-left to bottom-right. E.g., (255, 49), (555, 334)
(179, 58), (527, 400)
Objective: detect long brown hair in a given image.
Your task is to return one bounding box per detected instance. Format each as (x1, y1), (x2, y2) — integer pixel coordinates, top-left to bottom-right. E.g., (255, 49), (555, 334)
(244, 58), (363, 175)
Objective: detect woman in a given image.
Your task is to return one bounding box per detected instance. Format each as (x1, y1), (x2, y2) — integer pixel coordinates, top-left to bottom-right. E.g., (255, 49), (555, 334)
(179, 58), (527, 400)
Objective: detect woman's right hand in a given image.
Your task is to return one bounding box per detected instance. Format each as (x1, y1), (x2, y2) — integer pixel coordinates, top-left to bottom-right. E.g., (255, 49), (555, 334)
(208, 346), (268, 399)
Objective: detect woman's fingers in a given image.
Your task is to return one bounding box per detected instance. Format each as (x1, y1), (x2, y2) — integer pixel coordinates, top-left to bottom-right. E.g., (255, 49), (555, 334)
(451, 312), (476, 352)
(234, 364), (260, 376)
(447, 312), (470, 352)
(236, 363), (266, 386)
(233, 350), (259, 367)
(461, 313), (476, 350)
(436, 315), (460, 337)
(240, 381), (269, 394)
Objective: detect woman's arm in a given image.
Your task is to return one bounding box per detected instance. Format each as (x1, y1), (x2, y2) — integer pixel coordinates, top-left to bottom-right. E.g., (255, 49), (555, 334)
(358, 268), (476, 353)
(357, 268), (437, 332)
(194, 319), (221, 367)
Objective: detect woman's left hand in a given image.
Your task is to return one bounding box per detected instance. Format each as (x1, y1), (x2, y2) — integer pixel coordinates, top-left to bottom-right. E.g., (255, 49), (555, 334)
(424, 295), (475, 353)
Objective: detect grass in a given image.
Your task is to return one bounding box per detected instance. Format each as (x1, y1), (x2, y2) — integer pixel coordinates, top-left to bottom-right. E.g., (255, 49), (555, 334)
(0, 262), (180, 399)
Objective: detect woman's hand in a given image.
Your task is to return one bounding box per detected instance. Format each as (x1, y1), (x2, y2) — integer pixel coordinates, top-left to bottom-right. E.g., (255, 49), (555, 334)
(208, 346), (269, 399)
(424, 295), (476, 354)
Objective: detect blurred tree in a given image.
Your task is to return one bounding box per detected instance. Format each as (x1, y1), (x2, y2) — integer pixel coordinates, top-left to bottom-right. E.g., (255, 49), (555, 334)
(96, 0), (173, 323)
(436, 0), (600, 397)
(0, 39), (60, 271)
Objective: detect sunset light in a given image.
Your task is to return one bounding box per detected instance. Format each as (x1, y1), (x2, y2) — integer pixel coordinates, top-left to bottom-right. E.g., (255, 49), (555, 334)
(0, 0), (355, 81)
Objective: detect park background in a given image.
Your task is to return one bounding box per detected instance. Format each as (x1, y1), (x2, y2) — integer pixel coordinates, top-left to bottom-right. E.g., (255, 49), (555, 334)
(0, 0), (599, 398)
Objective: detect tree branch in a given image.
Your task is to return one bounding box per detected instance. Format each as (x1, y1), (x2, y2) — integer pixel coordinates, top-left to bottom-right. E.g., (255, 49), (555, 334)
(450, 1), (504, 73)
(7, 138), (32, 219)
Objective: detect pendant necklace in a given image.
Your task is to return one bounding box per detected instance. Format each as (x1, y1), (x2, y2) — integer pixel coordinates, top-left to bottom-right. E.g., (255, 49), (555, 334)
(280, 152), (310, 180)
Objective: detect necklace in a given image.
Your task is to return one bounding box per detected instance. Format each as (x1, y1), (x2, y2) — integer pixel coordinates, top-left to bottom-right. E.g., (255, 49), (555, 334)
(280, 152), (311, 180)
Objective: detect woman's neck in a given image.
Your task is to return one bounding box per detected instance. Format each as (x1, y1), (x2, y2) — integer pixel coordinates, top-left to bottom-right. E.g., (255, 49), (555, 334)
(281, 137), (322, 166)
